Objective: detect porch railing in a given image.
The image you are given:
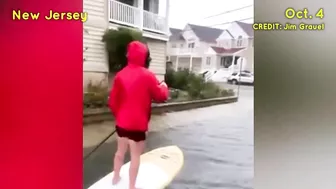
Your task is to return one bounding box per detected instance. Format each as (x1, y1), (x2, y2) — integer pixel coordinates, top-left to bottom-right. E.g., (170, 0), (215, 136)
(108, 0), (140, 27)
(108, 0), (167, 34)
(168, 47), (204, 56)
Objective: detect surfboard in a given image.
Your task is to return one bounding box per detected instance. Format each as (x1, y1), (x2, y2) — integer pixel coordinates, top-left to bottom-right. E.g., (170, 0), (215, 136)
(88, 145), (184, 189)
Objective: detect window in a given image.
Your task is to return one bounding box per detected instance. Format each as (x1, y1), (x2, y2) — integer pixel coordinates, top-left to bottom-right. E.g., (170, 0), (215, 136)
(180, 43), (184, 48)
(237, 36), (243, 47)
(220, 57), (225, 67)
(232, 73), (238, 76)
(188, 42), (195, 48)
(239, 73), (250, 77)
(226, 40), (231, 48)
(171, 44), (176, 48)
(206, 57), (211, 65)
(220, 57), (233, 68)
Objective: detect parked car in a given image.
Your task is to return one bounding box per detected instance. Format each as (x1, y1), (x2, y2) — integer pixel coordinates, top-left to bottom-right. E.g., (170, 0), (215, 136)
(241, 70), (253, 75)
(227, 72), (254, 85)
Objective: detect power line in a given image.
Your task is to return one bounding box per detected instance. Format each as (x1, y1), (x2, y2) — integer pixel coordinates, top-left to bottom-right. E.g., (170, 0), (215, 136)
(203, 4), (253, 20)
(174, 17), (253, 33)
(170, 4), (253, 31)
(185, 4), (253, 26)
(210, 17), (253, 27)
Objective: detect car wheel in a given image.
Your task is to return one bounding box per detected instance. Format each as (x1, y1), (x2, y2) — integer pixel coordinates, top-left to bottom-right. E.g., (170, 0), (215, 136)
(232, 79), (238, 85)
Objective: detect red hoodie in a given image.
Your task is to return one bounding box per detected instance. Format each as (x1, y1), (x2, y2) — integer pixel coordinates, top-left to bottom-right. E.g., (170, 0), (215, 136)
(108, 41), (169, 132)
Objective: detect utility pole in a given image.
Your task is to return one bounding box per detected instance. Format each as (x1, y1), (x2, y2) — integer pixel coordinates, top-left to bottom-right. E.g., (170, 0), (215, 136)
(237, 57), (243, 99)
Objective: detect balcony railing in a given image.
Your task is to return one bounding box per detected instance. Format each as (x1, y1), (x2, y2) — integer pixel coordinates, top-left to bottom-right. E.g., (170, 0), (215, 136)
(108, 0), (167, 34)
(143, 10), (166, 33)
(168, 47), (204, 56)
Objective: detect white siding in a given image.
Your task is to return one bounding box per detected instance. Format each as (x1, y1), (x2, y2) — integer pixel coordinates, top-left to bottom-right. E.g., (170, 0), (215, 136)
(217, 30), (232, 40)
(147, 38), (167, 80)
(83, 26), (108, 72)
(177, 57), (190, 70)
(191, 58), (202, 73)
(182, 25), (200, 44)
(238, 43), (254, 72)
(83, 0), (108, 73)
(202, 55), (217, 70)
(226, 22), (249, 48)
(166, 40), (187, 55)
(216, 30), (233, 48)
(84, 0), (106, 18)
(198, 41), (211, 54)
(226, 22), (249, 39)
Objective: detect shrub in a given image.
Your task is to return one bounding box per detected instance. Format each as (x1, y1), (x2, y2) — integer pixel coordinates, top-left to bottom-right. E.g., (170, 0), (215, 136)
(170, 69), (190, 90)
(199, 82), (221, 99)
(220, 89), (235, 97)
(186, 72), (205, 98)
(169, 88), (179, 99)
(84, 81), (109, 108)
(164, 69), (235, 100)
(102, 27), (144, 73)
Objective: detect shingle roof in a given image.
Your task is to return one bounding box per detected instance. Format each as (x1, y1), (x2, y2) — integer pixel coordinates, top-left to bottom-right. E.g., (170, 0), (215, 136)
(169, 22), (253, 42)
(235, 21), (253, 37)
(188, 24), (224, 43)
(169, 28), (184, 41)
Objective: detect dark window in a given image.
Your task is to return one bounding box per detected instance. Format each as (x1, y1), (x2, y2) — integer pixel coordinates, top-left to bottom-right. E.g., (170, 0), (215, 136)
(232, 73), (238, 76)
(237, 36), (243, 46)
(188, 42), (195, 48)
(239, 73), (250, 77)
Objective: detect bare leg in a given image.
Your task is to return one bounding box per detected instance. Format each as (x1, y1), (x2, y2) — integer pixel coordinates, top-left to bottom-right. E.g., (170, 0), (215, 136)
(112, 136), (128, 185)
(128, 139), (145, 189)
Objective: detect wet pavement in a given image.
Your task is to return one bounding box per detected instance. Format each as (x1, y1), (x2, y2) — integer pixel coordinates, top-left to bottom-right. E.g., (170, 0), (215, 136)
(83, 85), (253, 189)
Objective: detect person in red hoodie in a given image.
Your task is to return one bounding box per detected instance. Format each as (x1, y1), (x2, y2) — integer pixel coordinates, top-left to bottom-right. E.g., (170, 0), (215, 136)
(108, 41), (169, 189)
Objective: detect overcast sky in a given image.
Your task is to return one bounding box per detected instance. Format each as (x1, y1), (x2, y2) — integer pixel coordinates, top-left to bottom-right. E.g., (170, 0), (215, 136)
(159, 0), (254, 29)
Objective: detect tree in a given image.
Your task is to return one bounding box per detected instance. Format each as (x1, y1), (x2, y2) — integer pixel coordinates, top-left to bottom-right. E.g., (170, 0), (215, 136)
(102, 27), (145, 73)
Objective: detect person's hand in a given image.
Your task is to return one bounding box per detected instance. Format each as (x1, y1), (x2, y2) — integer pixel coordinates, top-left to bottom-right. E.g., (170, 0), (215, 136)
(160, 81), (167, 88)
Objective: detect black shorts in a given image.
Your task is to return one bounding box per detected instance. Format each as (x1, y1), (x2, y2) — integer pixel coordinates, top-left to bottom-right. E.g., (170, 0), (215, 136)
(115, 125), (146, 142)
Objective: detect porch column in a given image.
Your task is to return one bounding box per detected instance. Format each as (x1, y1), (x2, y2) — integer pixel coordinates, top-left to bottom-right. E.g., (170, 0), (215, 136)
(165, 0), (170, 33)
(175, 56), (179, 71)
(138, 0), (144, 30)
(189, 56), (193, 71)
(231, 54), (236, 72)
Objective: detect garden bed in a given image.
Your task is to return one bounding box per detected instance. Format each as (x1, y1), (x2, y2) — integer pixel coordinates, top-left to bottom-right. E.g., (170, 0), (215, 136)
(84, 69), (235, 110)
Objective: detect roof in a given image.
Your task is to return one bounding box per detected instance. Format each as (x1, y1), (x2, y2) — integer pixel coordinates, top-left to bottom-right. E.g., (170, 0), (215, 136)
(225, 30), (234, 38)
(211, 46), (245, 54)
(187, 24), (224, 43)
(169, 28), (184, 41)
(235, 21), (253, 37)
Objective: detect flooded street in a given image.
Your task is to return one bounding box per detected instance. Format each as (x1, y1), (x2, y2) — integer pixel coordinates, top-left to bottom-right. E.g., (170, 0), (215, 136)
(84, 85), (253, 189)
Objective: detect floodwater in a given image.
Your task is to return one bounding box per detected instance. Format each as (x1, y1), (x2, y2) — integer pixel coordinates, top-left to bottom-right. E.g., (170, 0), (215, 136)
(84, 86), (254, 189)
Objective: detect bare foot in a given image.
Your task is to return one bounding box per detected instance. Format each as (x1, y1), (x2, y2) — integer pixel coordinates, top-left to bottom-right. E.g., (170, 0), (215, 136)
(112, 175), (121, 185)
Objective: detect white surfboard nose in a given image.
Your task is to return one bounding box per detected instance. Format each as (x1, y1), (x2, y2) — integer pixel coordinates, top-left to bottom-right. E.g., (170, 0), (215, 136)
(88, 145), (184, 189)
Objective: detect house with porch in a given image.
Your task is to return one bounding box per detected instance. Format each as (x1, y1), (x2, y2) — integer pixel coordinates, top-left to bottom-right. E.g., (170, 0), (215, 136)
(83, 0), (170, 87)
(215, 21), (254, 73)
(167, 21), (254, 79)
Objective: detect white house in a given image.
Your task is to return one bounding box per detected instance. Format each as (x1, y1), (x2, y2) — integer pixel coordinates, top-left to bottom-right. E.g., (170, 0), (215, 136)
(83, 0), (170, 87)
(167, 21), (254, 77)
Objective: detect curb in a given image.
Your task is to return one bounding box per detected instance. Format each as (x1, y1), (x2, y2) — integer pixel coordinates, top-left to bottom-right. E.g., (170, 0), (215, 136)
(83, 96), (238, 125)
